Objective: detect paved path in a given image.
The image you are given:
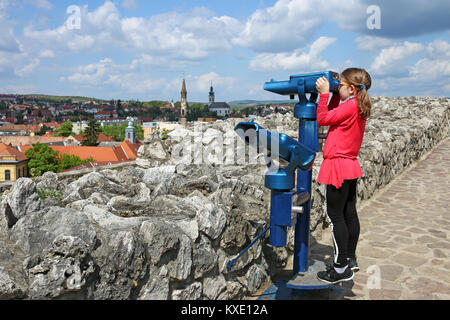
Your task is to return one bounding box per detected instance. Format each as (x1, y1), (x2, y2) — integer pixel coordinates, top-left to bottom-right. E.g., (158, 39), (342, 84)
(316, 138), (450, 300)
(253, 138), (450, 300)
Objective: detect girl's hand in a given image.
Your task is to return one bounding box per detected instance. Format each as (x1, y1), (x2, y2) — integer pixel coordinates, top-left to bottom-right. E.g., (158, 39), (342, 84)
(315, 77), (330, 94)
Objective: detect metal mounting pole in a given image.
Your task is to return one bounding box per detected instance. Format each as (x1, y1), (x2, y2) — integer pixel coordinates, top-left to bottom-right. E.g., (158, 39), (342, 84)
(287, 92), (332, 290)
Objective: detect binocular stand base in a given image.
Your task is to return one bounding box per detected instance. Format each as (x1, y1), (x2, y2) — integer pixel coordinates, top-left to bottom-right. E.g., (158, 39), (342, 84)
(287, 260), (334, 290)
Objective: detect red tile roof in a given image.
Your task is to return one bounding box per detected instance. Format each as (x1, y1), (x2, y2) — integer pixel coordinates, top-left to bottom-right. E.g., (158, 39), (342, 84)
(116, 140), (141, 160)
(71, 133), (115, 143)
(0, 143), (28, 162)
(0, 124), (40, 133)
(40, 122), (60, 129)
(19, 140), (142, 162)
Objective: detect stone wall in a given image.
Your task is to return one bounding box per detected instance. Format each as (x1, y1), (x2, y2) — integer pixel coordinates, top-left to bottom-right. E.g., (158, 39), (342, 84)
(136, 96), (449, 241)
(0, 96), (448, 300)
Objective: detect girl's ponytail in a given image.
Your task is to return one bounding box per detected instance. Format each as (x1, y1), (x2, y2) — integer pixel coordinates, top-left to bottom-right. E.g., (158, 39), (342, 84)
(357, 84), (371, 120)
(342, 68), (372, 121)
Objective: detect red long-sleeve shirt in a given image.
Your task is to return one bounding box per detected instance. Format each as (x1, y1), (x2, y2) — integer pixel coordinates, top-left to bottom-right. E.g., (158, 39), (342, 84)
(316, 93), (366, 188)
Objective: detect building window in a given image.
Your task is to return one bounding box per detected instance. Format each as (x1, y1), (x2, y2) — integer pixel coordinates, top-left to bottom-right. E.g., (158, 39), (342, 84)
(5, 170), (11, 181)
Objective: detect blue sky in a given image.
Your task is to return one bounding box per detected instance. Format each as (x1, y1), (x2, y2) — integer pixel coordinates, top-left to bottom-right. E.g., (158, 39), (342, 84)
(0, 0), (449, 102)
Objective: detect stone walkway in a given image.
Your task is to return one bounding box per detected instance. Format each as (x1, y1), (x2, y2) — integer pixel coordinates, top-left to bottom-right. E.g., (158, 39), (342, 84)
(253, 138), (450, 300)
(315, 138), (450, 300)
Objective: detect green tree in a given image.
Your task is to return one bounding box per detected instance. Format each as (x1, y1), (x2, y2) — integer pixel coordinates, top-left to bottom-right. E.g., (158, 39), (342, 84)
(101, 123), (144, 141)
(37, 125), (51, 136)
(82, 118), (100, 146)
(16, 111), (24, 124)
(59, 154), (94, 171)
(54, 121), (74, 137)
(25, 143), (60, 177)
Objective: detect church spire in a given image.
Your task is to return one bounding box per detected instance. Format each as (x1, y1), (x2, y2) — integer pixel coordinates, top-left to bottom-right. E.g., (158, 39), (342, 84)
(209, 81), (215, 106)
(125, 117), (136, 144)
(180, 78), (188, 126)
(181, 78), (187, 97)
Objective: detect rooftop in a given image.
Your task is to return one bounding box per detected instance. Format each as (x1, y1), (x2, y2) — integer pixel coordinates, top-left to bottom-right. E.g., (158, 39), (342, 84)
(0, 142), (28, 162)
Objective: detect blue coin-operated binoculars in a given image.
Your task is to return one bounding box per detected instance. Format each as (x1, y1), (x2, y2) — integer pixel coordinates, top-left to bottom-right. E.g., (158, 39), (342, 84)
(228, 71), (341, 292)
(234, 120), (315, 247)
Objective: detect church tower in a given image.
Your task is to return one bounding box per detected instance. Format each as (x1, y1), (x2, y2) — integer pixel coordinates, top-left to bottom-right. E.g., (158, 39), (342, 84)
(125, 117), (136, 144)
(209, 82), (215, 106)
(180, 78), (187, 126)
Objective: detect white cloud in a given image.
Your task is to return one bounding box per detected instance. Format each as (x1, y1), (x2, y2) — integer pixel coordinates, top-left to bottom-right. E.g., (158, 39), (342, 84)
(23, 2), (241, 63)
(62, 57), (169, 95)
(64, 58), (115, 85)
(370, 41), (424, 76)
(232, 0), (363, 53)
(121, 8), (241, 60)
(0, 27), (21, 52)
(369, 39), (450, 97)
(190, 72), (237, 92)
(425, 39), (450, 59)
(14, 57), (40, 77)
(0, 0), (9, 15)
(111, 75), (167, 94)
(232, 0), (321, 52)
(39, 49), (55, 58)
(0, 83), (38, 93)
(62, 56), (239, 99)
(355, 36), (394, 52)
(249, 36), (336, 72)
(410, 39), (450, 80)
(233, 0), (450, 53)
(410, 58), (450, 78)
(0, 1), (34, 77)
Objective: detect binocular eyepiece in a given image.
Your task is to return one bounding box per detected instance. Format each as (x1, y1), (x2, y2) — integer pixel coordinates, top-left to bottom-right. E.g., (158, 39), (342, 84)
(264, 71), (340, 99)
(234, 119), (315, 191)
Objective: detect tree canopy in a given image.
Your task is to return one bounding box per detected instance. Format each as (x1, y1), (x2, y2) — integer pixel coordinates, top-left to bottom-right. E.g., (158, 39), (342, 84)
(25, 143), (60, 177)
(53, 121), (74, 137)
(25, 142), (93, 176)
(59, 154), (93, 171)
(82, 118), (100, 146)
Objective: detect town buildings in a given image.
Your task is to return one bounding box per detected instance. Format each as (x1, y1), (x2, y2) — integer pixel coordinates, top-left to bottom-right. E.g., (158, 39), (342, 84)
(0, 143), (29, 182)
(0, 114), (142, 181)
(0, 89), (286, 181)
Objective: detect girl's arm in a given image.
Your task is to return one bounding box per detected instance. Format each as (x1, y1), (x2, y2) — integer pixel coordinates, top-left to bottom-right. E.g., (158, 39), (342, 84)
(328, 93), (340, 111)
(317, 93), (354, 126)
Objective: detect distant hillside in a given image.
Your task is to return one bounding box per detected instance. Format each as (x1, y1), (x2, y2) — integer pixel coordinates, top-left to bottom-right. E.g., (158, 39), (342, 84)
(229, 99), (293, 105)
(25, 94), (106, 103)
(13, 94), (297, 108)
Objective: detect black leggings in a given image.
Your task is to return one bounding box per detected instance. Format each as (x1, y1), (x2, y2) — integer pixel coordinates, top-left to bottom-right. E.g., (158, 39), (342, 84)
(326, 179), (360, 268)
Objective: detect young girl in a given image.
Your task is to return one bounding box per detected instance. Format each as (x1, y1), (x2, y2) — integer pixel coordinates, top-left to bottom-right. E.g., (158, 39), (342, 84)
(315, 67), (372, 284)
